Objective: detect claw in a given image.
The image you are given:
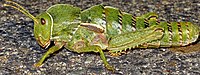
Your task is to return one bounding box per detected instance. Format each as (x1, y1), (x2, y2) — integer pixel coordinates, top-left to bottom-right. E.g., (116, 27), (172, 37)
(33, 62), (42, 68)
(109, 52), (122, 56)
(105, 64), (115, 72)
(109, 49), (128, 57)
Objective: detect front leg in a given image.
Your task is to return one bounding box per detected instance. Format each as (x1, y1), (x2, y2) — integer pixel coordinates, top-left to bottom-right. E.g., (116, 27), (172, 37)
(34, 42), (64, 67)
(107, 25), (164, 54)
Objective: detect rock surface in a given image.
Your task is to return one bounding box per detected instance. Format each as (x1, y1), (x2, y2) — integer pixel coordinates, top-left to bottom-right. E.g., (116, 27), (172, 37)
(0, 0), (200, 74)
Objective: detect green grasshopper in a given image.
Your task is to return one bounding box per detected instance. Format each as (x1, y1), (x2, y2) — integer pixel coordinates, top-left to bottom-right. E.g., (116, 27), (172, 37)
(4, 1), (200, 71)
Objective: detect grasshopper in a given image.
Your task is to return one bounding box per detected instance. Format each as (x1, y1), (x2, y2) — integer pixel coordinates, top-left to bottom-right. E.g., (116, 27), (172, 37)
(4, 1), (200, 71)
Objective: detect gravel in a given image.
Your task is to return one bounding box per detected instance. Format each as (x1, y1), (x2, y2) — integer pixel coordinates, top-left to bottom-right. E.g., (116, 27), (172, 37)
(0, 0), (200, 75)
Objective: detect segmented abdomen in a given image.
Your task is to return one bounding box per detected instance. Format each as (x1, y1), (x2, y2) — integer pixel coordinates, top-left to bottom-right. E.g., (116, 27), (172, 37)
(147, 22), (199, 47)
(80, 5), (199, 47)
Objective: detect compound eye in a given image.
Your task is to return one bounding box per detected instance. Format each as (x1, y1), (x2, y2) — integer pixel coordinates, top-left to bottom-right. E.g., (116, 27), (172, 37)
(41, 18), (46, 25)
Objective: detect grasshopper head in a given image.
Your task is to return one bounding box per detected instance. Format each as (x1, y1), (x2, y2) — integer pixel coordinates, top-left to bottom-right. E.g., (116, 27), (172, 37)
(4, 1), (52, 48)
(34, 12), (53, 48)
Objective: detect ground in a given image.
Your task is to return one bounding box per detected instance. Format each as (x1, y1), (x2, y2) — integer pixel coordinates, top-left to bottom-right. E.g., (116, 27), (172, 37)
(0, 0), (200, 74)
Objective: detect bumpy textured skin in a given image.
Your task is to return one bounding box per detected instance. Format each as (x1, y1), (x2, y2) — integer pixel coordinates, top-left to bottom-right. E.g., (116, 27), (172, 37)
(5, 3), (200, 71)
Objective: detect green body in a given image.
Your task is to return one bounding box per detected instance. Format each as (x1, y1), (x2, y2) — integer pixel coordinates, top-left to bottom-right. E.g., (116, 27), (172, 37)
(4, 1), (200, 71)
(46, 4), (199, 53)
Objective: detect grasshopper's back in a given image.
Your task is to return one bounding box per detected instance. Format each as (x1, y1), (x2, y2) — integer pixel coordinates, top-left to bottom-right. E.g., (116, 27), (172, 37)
(80, 5), (200, 49)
